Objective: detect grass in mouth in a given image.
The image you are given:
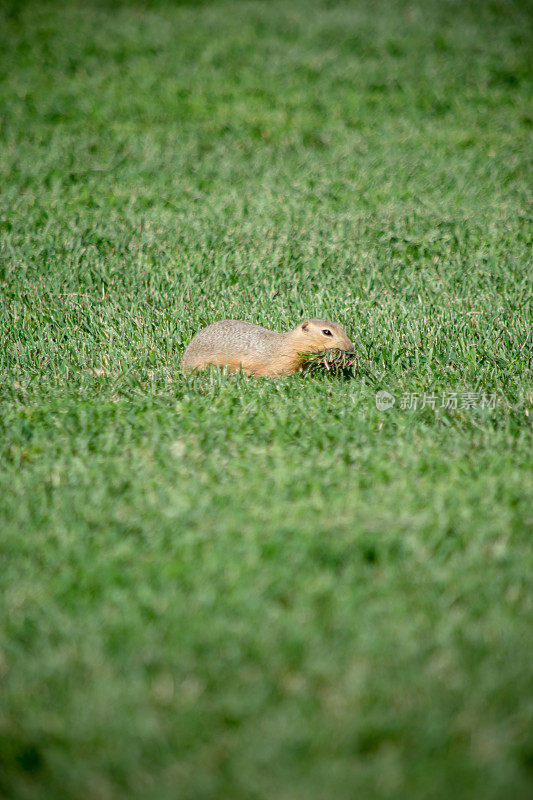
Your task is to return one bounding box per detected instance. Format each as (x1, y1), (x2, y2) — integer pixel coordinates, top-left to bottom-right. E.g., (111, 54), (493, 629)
(300, 349), (358, 377)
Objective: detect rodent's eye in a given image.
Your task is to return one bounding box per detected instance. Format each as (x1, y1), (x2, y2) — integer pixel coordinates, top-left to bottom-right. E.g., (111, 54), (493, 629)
(322, 329), (333, 336)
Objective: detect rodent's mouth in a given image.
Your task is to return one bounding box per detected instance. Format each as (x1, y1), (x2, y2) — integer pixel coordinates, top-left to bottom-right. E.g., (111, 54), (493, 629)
(299, 348), (358, 376)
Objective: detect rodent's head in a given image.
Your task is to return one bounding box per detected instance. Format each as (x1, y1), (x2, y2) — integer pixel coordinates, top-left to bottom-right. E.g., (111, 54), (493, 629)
(292, 318), (354, 354)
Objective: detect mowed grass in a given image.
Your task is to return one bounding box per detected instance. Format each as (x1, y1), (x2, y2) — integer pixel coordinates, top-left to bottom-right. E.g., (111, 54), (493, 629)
(0, 0), (532, 797)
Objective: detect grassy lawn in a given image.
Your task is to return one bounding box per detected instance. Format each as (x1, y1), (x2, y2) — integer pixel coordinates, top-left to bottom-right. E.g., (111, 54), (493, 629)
(1, 0), (532, 797)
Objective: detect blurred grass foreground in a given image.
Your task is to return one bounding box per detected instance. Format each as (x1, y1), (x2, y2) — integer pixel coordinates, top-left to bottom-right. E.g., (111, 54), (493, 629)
(0, 1), (532, 799)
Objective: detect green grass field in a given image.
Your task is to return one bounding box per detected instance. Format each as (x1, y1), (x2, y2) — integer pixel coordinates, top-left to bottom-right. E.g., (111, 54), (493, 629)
(1, 1), (532, 797)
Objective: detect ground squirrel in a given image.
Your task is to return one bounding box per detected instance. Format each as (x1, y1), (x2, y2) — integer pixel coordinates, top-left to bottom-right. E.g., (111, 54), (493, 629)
(181, 318), (353, 376)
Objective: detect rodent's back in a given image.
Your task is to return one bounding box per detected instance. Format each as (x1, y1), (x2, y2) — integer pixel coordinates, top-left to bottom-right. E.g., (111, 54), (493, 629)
(182, 320), (284, 373)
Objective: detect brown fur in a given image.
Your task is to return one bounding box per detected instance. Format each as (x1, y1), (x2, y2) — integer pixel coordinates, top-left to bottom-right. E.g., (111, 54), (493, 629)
(181, 318), (353, 377)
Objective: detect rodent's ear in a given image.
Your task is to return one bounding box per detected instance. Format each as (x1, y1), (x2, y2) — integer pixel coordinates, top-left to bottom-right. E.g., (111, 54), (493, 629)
(301, 321), (310, 332)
